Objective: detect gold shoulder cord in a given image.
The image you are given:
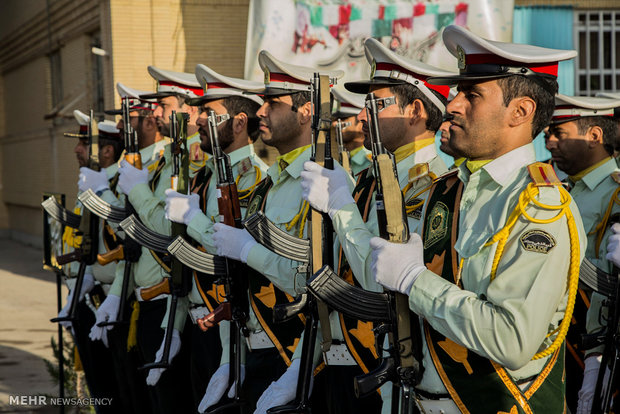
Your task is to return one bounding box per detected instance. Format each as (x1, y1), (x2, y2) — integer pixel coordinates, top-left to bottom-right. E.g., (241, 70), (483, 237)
(235, 165), (262, 199)
(401, 172), (437, 215)
(457, 179), (580, 361)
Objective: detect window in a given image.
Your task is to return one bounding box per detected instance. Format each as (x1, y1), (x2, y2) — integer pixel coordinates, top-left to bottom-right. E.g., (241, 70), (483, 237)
(574, 10), (620, 95)
(91, 32), (104, 115)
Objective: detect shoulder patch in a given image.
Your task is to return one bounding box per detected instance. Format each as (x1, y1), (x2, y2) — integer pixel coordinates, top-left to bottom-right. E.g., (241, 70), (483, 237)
(519, 229), (556, 254)
(527, 162), (561, 187)
(611, 171), (620, 185)
(366, 153), (373, 161)
(190, 142), (204, 162)
(237, 157), (253, 176)
(408, 163), (429, 183)
(405, 197), (424, 219)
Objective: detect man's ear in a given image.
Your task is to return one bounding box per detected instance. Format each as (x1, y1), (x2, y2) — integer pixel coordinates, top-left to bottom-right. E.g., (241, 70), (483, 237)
(407, 99), (425, 126)
(298, 101), (313, 125)
(587, 125), (604, 148)
(508, 96), (536, 128)
(100, 144), (113, 159)
(233, 112), (248, 134)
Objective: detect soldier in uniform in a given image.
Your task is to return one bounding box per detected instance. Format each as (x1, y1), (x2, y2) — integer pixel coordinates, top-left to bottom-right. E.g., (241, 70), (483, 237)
(298, 38), (451, 413)
(163, 63), (268, 411)
(201, 51), (342, 413)
(367, 25), (587, 412)
(109, 69), (207, 413)
(544, 94), (620, 413)
(58, 117), (126, 412)
(331, 87), (371, 176)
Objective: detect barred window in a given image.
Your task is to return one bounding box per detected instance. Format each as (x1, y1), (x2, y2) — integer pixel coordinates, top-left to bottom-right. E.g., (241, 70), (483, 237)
(574, 10), (620, 95)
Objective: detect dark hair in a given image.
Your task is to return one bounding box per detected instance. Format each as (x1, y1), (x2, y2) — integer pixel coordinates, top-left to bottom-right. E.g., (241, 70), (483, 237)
(496, 75), (558, 139)
(222, 96), (262, 142)
(574, 116), (617, 155)
(389, 84), (445, 132)
(291, 91), (312, 109)
(99, 138), (125, 162)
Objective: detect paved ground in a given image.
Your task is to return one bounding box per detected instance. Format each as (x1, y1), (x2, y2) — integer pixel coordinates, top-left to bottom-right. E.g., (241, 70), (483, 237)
(0, 238), (69, 413)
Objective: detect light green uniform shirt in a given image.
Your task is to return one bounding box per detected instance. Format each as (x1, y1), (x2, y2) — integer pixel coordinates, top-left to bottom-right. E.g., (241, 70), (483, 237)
(349, 146), (372, 177)
(407, 143), (586, 395)
(570, 157), (620, 355)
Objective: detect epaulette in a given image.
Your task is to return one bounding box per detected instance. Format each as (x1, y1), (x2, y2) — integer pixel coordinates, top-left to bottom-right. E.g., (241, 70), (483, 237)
(408, 162), (429, 183)
(366, 153), (372, 161)
(189, 141), (205, 162)
(527, 162), (562, 187)
(237, 157), (253, 176)
(435, 168), (459, 182)
(611, 171), (620, 185)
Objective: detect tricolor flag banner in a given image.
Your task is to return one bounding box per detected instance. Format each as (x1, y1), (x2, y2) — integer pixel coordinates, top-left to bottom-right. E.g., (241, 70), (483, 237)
(244, 0), (514, 84)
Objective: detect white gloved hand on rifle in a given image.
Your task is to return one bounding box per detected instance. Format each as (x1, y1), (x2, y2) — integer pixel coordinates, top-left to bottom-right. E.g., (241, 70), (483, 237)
(78, 167), (109, 193)
(212, 223), (256, 263)
(300, 161), (354, 218)
(371, 233), (426, 295)
(57, 273), (95, 331)
(577, 354), (610, 414)
(254, 358), (301, 414)
(164, 188), (201, 225)
(198, 363), (246, 413)
(146, 328), (182, 386)
(88, 294), (120, 347)
(118, 160), (148, 195)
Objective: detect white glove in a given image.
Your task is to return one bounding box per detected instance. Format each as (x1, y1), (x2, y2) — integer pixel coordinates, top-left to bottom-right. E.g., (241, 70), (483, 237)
(118, 160), (148, 195)
(300, 161), (354, 217)
(577, 355), (610, 414)
(198, 363), (246, 413)
(88, 294), (120, 347)
(254, 358), (301, 414)
(606, 223), (620, 267)
(371, 233), (426, 294)
(164, 189), (201, 225)
(213, 223), (257, 263)
(146, 328), (182, 386)
(57, 273), (95, 330)
(78, 167), (109, 193)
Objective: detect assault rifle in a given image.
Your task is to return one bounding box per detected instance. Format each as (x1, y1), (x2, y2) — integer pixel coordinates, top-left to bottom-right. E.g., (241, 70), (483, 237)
(268, 73), (334, 414)
(95, 97), (142, 328)
(307, 93), (423, 413)
(335, 119), (352, 175)
(141, 111), (191, 371)
(194, 110), (248, 413)
(51, 110), (100, 325)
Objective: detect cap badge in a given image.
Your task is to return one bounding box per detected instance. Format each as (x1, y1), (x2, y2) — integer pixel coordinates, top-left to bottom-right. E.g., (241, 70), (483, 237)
(264, 67), (270, 85)
(370, 59), (377, 79)
(457, 45), (466, 70)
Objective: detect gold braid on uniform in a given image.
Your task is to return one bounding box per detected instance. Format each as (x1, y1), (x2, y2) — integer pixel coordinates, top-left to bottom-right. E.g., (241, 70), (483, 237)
(459, 183), (580, 361)
(235, 166), (262, 199)
(401, 172), (437, 215)
(286, 200), (310, 238)
(590, 186), (620, 258)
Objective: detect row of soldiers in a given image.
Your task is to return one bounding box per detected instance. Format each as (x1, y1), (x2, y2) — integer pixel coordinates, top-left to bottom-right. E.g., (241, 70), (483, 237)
(50, 24), (620, 414)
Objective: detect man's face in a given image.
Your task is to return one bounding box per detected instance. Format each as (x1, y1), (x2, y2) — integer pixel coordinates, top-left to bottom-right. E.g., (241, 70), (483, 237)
(545, 121), (592, 175)
(335, 115), (363, 145)
(116, 111), (150, 148)
(438, 119), (457, 157)
(153, 95), (183, 137)
(357, 86), (408, 153)
(196, 99), (234, 153)
(445, 79), (509, 160)
(256, 95), (303, 148)
(74, 138), (89, 167)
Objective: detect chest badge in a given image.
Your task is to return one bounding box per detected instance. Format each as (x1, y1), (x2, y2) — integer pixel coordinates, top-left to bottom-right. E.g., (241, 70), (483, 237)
(519, 229), (556, 254)
(424, 201), (449, 249)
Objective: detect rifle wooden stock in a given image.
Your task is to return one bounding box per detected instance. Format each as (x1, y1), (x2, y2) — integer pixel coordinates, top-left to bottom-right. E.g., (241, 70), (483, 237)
(197, 303), (232, 332)
(139, 278), (171, 301)
(56, 249), (82, 265)
(97, 245), (124, 266)
(340, 150), (350, 173)
(217, 182), (242, 227)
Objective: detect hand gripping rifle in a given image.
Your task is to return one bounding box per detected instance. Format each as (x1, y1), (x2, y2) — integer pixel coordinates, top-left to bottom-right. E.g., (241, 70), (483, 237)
(335, 119), (352, 175)
(194, 110), (249, 413)
(268, 73), (335, 414)
(306, 93), (423, 413)
(140, 110), (192, 371)
(95, 97), (142, 328)
(51, 110), (100, 325)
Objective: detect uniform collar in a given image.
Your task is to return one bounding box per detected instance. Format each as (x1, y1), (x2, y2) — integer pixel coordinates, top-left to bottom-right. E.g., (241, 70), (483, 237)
(268, 145), (312, 182)
(206, 144), (256, 171)
(459, 143), (536, 186)
(579, 157), (618, 191)
(350, 146), (371, 164)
